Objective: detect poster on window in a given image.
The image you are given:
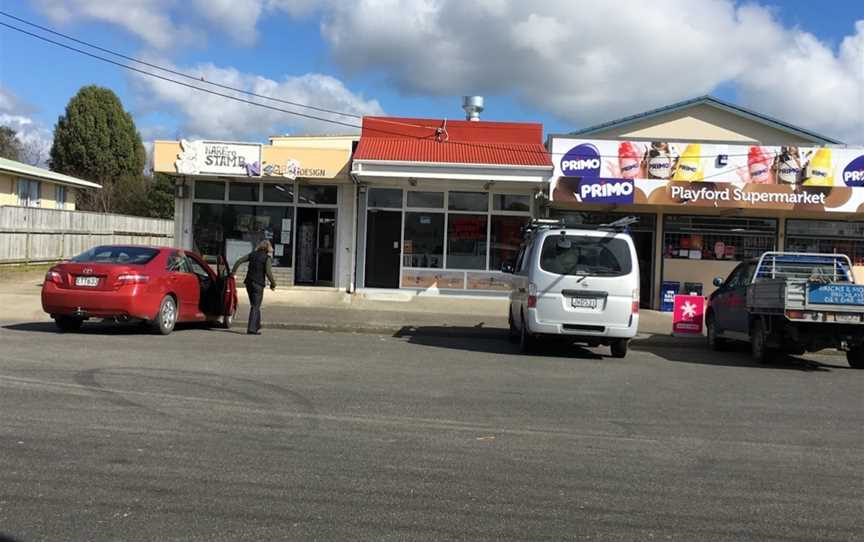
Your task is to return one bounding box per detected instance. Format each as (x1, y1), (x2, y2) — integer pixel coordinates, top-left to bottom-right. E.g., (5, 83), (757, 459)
(549, 138), (864, 213)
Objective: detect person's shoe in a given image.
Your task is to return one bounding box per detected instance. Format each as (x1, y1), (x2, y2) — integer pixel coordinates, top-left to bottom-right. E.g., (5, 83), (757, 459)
(247, 330), (261, 335)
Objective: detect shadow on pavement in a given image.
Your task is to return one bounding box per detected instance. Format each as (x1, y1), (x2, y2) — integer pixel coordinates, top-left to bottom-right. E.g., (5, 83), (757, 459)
(634, 341), (851, 371)
(1, 321), (230, 336)
(393, 326), (605, 359)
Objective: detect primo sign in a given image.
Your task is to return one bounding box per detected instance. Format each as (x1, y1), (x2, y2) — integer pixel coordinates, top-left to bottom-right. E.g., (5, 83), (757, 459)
(575, 178), (635, 204)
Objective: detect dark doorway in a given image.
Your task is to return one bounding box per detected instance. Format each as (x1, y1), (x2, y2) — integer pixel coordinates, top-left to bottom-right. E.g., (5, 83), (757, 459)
(295, 208), (336, 286)
(365, 210), (402, 288)
(630, 230), (654, 308)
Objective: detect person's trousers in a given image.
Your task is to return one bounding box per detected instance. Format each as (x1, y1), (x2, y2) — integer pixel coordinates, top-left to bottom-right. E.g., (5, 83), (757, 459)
(245, 282), (264, 333)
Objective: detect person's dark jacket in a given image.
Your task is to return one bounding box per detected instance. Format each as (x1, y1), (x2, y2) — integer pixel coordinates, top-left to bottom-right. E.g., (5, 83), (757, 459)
(231, 251), (277, 288)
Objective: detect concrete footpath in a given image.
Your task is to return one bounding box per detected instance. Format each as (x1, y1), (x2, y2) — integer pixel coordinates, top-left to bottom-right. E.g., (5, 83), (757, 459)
(0, 269), (698, 347)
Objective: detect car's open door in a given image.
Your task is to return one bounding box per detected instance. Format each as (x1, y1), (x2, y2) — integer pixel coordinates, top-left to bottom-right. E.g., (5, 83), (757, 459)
(217, 255), (239, 329)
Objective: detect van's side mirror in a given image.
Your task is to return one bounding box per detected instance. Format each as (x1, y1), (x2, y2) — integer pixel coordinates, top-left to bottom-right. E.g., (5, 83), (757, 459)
(713, 277), (724, 287)
(501, 263), (515, 274)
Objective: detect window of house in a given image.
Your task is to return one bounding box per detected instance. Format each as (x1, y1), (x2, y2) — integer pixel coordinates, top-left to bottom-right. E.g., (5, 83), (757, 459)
(17, 179), (40, 207)
(785, 219), (864, 266)
(403, 212), (444, 268)
(55, 185), (66, 209)
(663, 215), (776, 261)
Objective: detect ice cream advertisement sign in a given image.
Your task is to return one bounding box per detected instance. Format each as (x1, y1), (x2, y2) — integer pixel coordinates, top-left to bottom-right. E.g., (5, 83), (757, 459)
(550, 138), (864, 213)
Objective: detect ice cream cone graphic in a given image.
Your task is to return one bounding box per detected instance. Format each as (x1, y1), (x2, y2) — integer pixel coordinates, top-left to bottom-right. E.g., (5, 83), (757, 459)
(645, 142), (674, 179)
(618, 142), (641, 179)
(803, 148), (833, 186)
(746, 146), (773, 184)
(775, 147), (801, 184)
(672, 144), (704, 181)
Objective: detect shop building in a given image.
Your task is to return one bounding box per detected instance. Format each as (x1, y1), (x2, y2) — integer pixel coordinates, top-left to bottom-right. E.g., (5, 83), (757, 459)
(547, 96), (863, 309)
(153, 135), (356, 289)
(351, 114), (552, 294)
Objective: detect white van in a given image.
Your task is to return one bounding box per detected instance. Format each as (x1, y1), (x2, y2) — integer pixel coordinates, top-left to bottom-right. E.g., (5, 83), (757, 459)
(503, 218), (640, 357)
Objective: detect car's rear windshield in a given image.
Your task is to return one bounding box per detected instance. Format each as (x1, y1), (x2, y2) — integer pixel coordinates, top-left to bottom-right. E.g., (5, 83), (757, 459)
(539, 235), (632, 277)
(70, 246), (159, 265)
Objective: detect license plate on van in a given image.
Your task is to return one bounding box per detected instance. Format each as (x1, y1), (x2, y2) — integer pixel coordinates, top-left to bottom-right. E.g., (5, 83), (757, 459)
(75, 276), (99, 287)
(571, 296), (598, 309)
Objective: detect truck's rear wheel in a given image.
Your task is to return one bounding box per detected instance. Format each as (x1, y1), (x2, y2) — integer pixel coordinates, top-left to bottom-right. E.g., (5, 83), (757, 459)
(610, 339), (629, 358)
(750, 320), (773, 364)
(847, 348), (864, 369)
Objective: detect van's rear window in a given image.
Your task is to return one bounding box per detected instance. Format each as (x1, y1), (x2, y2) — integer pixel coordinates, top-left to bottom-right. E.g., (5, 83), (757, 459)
(70, 246), (159, 265)
(539, 236), (632, 276)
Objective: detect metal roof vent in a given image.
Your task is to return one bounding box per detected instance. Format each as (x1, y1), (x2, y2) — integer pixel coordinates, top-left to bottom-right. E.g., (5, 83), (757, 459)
(462, 96), (484, 121)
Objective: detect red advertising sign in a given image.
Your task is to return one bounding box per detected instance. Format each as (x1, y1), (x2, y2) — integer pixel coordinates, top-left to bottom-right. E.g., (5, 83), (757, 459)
(672, 294), (705, 336)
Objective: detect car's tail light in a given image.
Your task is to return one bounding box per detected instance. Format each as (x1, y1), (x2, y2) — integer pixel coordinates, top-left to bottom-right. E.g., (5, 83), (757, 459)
(116, 273), (149, 285)
(632, 289), (640, 314)
(45, 270), (63, 285)
(527, 283), (538, 308)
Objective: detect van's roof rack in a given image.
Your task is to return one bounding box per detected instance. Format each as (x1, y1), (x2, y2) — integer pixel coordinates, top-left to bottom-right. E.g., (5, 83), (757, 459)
(524, 216), (638, 234)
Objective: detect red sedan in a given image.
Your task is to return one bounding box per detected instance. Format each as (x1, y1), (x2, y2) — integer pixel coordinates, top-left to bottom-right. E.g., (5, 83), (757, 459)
(41, 245), (238, 335)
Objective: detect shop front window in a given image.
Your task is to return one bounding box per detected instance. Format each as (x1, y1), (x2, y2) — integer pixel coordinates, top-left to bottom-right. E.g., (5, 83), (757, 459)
(263, 182), (294, 203)
(229, 182), (259, 202)
(193, 203), (294, 268)
(448, 191), (488, 212)
(786, 220), (864, 266)
(493, 194), (530, 212)
(403, 212), (444, 268)
(490, 215), (529, 271)
(663, 216), (776, 261)
(447, 214), (488, 269)
(299, 185), (337, 205)
(407, 191), (444, 209)
(195, 180), (226, 200)
(368, 188), (403, 208)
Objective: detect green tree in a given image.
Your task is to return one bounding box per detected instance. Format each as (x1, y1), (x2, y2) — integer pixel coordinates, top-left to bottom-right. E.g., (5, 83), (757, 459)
(0, 125), (23, 161)
(50, 85), (147, 212)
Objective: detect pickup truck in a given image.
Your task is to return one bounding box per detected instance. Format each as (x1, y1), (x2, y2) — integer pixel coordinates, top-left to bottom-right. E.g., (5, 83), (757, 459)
(706, 252), (864, 368)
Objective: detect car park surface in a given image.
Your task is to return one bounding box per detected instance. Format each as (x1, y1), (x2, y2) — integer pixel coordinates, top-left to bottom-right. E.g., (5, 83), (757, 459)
(0, 324), (860, 541)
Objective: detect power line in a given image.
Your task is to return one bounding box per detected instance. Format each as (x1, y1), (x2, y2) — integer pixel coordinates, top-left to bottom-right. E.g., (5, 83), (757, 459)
(0, 10), (363, 120)
(0, 13), (808, 163)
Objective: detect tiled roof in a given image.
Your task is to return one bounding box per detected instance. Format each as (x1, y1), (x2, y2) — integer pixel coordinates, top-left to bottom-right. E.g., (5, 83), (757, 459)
(354, 116), (551, 167)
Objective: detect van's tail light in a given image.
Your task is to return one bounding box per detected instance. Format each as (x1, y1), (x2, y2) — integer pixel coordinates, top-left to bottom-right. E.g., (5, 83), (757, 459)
(45, 270), (63, 285)
(116, 273), (150, 285)
(632, 289), (640, 314)
(527, 283), (538, 308)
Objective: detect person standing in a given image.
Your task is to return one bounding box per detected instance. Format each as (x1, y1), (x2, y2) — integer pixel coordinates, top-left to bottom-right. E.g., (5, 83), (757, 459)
(231, 240), (277, 335)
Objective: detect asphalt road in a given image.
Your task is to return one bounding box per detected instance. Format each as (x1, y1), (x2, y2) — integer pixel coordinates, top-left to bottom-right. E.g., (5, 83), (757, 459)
(0, 321), (862, 541)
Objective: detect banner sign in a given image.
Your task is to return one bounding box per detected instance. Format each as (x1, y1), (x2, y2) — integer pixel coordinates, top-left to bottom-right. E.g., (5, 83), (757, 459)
(672, 294), (705, 335)
(175, 139), (262, 177)
(550, 138), (864, 213)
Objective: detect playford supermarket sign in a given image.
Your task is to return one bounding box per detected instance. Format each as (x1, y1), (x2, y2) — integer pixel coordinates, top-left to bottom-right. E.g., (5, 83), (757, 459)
(549, 138), (864, 213)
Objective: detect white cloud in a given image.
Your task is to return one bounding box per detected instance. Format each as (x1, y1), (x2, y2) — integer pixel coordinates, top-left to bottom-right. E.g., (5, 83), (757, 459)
(191, 0), (263, 46)
(307, 0), (864, 143)
(0, 87), (52, 166)
(32, 0), (192, 50)
(130, 61), (384, 140)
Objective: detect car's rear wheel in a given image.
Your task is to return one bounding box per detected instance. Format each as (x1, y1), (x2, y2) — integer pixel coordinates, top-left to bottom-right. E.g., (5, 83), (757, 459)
(507, 310), (519, 343)
(610, 339), (629, 358)
(847, 348), (864, 369)
(152, 295), (177, 335)
(519, 314), (536, 354)
(54, 316), (83, 332)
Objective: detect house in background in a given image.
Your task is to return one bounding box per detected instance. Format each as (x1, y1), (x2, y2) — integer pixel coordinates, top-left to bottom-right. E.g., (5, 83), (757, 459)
(0, 156), (101, 209)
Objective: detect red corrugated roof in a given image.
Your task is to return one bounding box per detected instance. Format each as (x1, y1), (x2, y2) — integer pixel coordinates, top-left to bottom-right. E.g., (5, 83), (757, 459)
(354, 116), (551, 167)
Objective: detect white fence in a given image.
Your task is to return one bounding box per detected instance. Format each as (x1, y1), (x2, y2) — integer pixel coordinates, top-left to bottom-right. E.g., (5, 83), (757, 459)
(0, 206), (174, 264)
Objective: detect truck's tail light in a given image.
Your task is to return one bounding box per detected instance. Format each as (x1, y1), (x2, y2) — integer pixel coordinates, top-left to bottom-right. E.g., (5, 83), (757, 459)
(527, 283), (537, 308)
(45, 270), (63, 285)
(632, 289), (640, 314)
(116, 273), (150, 285)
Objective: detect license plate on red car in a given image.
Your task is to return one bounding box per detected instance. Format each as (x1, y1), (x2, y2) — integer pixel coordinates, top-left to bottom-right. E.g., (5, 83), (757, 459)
(75, 276), (99, 287)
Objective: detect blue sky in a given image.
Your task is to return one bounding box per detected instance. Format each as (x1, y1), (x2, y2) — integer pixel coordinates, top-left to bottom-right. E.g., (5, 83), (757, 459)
(1, 0), (863, 159)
